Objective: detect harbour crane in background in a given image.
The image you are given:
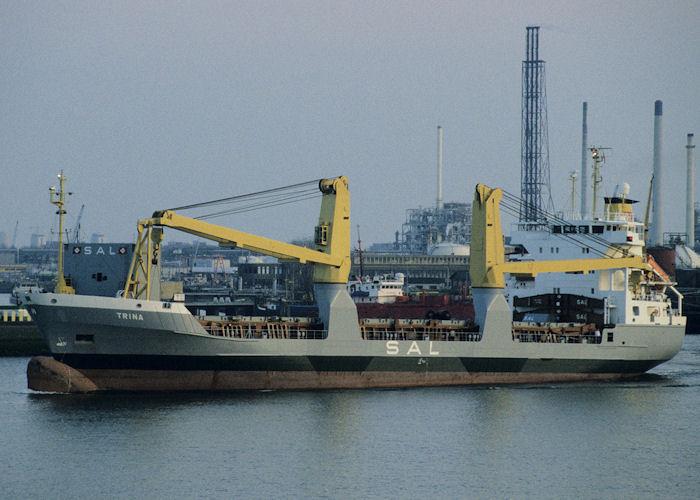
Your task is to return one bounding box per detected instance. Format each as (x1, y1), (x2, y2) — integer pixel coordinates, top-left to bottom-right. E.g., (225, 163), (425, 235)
(355, 224), (364, 277)
(73, 204), (85, 243)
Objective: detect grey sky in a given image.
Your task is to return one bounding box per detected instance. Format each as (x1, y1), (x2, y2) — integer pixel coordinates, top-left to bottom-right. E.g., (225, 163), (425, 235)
(1, 1), (698, 248)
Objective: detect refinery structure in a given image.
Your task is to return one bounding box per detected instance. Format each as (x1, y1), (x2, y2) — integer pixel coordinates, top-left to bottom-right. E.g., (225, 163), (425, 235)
(398, 201), (472, 254)
(393, 126), (472, 255)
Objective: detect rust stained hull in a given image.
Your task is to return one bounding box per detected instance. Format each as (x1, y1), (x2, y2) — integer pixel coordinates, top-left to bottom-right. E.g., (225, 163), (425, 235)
(27, 356), (641, 393)
(27, 357), (99, 393)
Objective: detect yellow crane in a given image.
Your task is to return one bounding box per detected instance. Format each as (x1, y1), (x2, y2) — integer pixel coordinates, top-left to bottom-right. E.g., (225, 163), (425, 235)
(470, 183), (651, 290)
(124, 176), (351, 300)
(469, 183), (654, 327)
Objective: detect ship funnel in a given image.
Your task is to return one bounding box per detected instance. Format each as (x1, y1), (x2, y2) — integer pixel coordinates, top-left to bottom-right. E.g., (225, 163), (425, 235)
(650, 100), (663, 246)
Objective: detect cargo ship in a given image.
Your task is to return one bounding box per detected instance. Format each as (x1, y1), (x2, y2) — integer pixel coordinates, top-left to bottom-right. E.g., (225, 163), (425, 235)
(25, 177), (685, 392)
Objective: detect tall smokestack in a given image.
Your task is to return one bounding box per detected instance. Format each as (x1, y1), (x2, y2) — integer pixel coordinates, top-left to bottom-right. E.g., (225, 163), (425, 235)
(437, 125), (443, 210)
(651, 100), (663, 246)
(687, 133), (696, 247)
(580, 102), (588, 218)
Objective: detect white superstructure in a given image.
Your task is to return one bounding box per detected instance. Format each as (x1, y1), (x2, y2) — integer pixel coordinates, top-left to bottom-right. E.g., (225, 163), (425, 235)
(347, 273), (406, 304)
(506, 185), (683, 328)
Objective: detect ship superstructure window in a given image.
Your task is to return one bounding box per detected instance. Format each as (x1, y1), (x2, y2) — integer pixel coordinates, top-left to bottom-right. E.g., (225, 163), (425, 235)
(592, 225), (604, 234)
(607, 332), (614, 342)
(612, 270), (625, 291)
(552, 225), (562, 234)
(633, 306), (640, 316)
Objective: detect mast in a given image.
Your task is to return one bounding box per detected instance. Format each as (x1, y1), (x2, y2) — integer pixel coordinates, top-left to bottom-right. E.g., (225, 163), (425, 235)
(49, 172), (75, 294)
(589, 147), (610, 219)
(570, 170), (577, 216)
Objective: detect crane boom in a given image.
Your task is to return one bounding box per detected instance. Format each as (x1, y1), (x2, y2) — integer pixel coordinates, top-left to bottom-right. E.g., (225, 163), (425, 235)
(470, 183), (651, 290)
(143, 210), (340, 264)
(124, 176), (351, 299)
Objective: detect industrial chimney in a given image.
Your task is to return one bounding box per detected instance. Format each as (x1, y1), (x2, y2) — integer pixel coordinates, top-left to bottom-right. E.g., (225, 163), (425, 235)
(437, 125), (443, 211)
(650, 100), (663, 247)
(687, 133), (696, 247)
(580, 102), (588, 218)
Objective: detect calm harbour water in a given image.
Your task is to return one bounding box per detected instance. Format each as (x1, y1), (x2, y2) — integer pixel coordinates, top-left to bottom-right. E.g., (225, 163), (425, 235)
(1, 336), (698, 500)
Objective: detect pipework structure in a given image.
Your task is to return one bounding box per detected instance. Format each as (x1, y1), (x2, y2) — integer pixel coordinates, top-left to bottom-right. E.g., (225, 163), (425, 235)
(400, 202), (472, 253)
(520, 26), (553, 226)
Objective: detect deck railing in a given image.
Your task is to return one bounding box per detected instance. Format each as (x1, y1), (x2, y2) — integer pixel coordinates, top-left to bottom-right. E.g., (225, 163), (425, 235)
(513, 331), (603, 344)
(361, 330), (481, 342)
(201, 322), (327, 340)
